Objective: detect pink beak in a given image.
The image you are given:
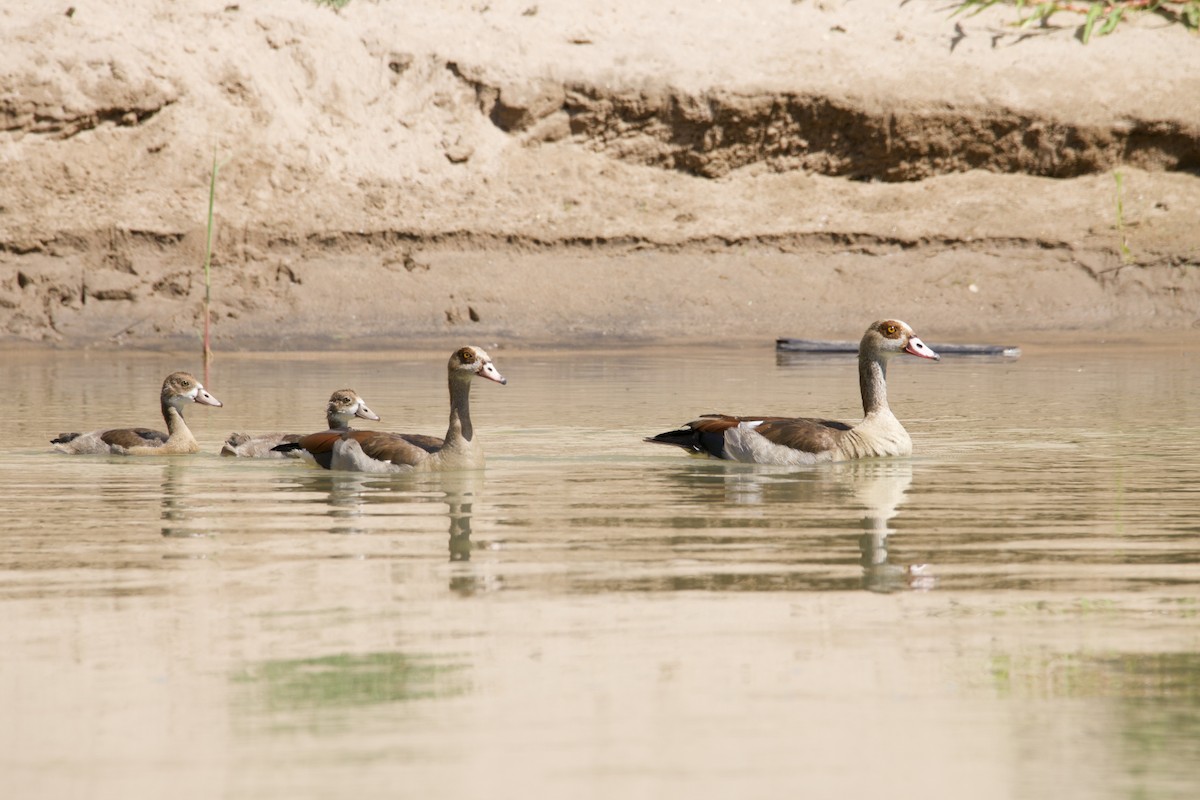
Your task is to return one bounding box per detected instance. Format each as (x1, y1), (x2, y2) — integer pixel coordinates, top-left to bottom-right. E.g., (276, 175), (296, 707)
(478, 361), (508, 385)
(905, 336), (940, 361)
(194, 387), (224, 407)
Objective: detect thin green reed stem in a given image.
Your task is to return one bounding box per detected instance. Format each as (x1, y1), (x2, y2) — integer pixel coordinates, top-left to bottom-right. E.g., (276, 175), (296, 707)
(203, 152), (219, 385)
(1114, 170), (1132, 265)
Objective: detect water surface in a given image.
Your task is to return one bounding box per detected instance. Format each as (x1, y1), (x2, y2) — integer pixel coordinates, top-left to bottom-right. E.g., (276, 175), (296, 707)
(2, 343), (1199, 799)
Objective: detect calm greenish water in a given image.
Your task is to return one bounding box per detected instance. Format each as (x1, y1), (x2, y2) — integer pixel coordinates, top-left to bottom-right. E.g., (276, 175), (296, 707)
(1, 343), (1198, 799)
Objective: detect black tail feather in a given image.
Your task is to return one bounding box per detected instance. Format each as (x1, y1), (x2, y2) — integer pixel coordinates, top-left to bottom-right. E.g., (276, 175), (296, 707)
(644, 428), (727, 459)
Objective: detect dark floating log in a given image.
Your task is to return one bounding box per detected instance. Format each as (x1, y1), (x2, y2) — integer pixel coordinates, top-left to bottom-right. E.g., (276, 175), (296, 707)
(775, 338), (1021, 358)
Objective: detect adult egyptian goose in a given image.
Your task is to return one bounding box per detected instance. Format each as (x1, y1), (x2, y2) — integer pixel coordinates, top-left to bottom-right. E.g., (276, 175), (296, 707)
(646, 320), (940, 464)
(281, 346), (507, 473)
(220, 389), (380, 458)
(51, 372), (223, 455)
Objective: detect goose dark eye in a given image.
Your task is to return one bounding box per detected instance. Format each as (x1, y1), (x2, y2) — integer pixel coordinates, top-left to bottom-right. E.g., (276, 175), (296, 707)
(884, 324), (898, 337)
(457, 347), (475, 363)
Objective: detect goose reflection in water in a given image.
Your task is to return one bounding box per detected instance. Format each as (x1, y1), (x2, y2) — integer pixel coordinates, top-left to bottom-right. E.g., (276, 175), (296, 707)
(842, 461), (934, 593)
(273, 469), (485, 564)
(446, 486), (474, 563)
(680, 460), (935, 593)
(160, 461), (216, 540)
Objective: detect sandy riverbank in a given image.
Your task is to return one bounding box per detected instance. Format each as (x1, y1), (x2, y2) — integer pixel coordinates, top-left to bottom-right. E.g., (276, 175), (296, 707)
(2, 1), (1198, 350)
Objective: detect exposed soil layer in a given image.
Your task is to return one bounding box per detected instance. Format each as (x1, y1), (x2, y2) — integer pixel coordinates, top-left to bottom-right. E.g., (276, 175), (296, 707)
(560, 86), (1200, 181)
(2, 1), (1199, 350)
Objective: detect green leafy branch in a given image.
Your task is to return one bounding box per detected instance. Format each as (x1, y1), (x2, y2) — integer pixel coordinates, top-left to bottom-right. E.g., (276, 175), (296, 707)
(202, 152), (229, 384)
(953, 0), (1200, 42)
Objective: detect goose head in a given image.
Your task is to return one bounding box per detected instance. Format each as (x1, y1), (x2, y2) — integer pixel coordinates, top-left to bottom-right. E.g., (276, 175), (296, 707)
(161, 372), (223, 411)
(327, 389), (380, 426)
(861, 320), (940, 362)
(450, 346), (507, 385)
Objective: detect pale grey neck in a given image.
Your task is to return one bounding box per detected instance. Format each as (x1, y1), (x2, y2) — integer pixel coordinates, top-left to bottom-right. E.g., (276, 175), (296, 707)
(858, 353), (890, 416)
(162, 402), (188, 439)
(446, 375), (474, 444)
(326, 413), (352, 430)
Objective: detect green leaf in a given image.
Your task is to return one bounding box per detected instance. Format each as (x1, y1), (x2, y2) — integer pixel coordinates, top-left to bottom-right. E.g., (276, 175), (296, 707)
(1184, 2), (1200, 31)
(1098, 5), (1124, 36)
(1082, 2), (1104, 43)
(1017, 2), (1056, 28)
(949, 0), (976, 18)
(951, 0), (1003, 18)
(971, 0), (1005, 16)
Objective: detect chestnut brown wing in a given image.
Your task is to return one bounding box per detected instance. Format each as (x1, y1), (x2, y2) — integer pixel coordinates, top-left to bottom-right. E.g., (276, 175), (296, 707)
(349, 430), (440, 467)
(395, 433), (445, 454)
(293, 430), (343, 456)
(752, 417), (852, 455)
(100, 428), (169, 449)
(647, 413), (850, 459)
(277, 429), (343, 468)
(281, 430), (444, 469)
(688, 414), (796, 432)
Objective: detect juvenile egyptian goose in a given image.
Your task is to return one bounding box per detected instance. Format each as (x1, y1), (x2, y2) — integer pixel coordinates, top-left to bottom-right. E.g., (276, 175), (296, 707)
(281, 346), (506, 473)
(646, 320), (940, 464)
(51, 372), (223, 455)
(220, 389), (380, 458)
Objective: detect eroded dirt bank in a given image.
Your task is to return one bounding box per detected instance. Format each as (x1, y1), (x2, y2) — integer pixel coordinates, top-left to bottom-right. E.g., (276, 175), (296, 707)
(2, 1), (1198, 349)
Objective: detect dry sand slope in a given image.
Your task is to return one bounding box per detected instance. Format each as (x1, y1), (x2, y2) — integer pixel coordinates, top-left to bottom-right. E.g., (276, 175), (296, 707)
(1, 0), (1198, 349)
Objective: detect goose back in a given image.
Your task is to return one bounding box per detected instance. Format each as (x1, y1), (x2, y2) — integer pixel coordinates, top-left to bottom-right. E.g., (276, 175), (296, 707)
(646, 320), (938, 464)
(290, 346), (506, 473)
(52, 372), (222, 456)
(223, 389), (378, 458)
